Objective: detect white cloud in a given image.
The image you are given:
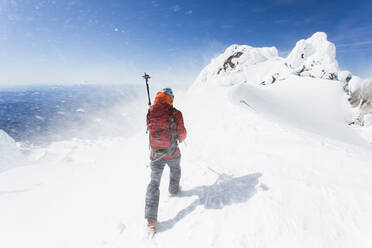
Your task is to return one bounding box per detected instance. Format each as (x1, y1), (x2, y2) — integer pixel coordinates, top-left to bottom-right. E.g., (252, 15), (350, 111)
(333, 24), (372, 50)
(172, 5), (181, 12)
(151, 0), (159, 7)
(336, 40), (372, 48)
(186, 10), (192, 15)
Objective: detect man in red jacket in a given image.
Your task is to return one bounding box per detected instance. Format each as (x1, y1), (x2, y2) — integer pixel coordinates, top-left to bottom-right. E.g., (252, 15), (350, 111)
(145, 88), (187, 231)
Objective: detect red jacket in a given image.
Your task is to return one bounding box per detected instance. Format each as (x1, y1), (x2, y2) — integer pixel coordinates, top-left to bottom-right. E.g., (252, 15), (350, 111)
(147, 92), (187, 159)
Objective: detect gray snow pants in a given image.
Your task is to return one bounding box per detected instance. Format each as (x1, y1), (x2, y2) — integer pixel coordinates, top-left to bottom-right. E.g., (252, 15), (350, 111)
(145, 154), (181, 220)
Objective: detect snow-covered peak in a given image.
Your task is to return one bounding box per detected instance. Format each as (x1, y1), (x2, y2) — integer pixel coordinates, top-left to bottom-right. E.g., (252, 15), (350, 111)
(192, 44), (280, 88)
(285, 32), (339, 79)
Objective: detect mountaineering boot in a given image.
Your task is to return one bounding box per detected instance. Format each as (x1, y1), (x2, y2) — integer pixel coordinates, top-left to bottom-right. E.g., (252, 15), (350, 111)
(168, 186), (182, 197)
(147, 218), (157, 235)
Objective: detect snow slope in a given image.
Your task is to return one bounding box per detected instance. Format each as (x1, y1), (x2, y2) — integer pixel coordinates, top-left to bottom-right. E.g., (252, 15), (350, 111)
(1, 33), (372, 248)
(0, 130), (27, 173)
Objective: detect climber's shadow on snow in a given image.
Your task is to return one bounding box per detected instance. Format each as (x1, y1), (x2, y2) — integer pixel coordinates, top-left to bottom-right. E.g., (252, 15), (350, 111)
(158, 172), (264, 233)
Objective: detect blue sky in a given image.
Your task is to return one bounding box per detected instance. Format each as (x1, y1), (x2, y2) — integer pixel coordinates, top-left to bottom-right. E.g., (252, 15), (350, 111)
(0, 0), (372, 88)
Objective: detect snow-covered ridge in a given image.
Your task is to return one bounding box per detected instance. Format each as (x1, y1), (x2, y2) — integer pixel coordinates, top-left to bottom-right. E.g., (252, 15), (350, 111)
(192, 32), (372, 125)
(193, 32), (342, 89)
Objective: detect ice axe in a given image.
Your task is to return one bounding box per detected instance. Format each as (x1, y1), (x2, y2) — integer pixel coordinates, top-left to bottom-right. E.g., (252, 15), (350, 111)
(142, 72), (151, 107)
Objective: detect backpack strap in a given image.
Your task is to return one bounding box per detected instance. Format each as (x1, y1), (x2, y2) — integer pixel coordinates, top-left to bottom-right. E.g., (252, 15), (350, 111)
(169, 107), (176, 146)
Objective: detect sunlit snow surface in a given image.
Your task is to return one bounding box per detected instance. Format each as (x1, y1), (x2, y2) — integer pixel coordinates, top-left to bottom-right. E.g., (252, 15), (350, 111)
(1, 79), (371, 248)
(1, 35), (372, 247)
